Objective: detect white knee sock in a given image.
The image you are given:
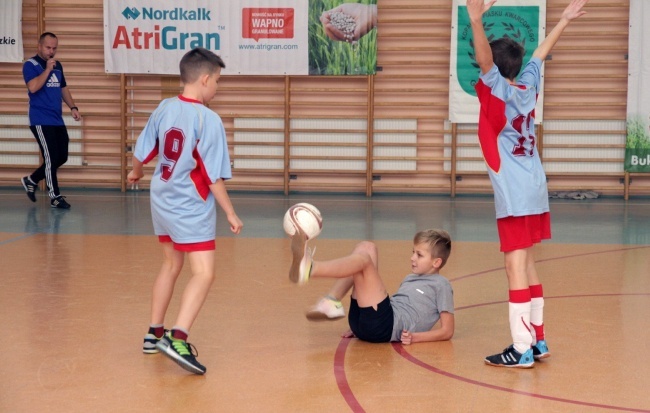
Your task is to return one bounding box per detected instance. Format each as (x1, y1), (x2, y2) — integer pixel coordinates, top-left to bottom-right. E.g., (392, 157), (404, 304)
(530, 284), (545, 343)
(509, 289), (532, 354)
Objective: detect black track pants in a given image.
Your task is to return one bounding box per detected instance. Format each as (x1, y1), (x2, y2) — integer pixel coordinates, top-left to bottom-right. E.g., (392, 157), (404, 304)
(29, 125), (69, 199)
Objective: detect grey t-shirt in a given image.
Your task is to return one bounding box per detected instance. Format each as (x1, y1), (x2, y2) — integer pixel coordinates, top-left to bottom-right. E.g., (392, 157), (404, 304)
(389, 273), (454, 342)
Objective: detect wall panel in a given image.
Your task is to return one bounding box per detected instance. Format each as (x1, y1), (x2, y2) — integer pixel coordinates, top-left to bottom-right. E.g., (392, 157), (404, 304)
(0, 0), (645, 197)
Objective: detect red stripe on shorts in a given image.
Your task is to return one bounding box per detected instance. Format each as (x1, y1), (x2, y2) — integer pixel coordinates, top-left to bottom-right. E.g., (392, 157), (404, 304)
(158, 236), (215, 252)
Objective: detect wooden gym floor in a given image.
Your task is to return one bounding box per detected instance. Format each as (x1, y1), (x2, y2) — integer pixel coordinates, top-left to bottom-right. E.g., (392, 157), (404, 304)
(0, 188), (649, 413)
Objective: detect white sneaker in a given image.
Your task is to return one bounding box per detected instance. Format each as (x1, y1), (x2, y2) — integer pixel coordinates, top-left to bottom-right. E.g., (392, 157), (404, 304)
(306, 297), (345, 321)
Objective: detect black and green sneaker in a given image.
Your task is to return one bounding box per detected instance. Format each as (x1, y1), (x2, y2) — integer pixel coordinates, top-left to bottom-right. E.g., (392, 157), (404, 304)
(143, 328), (168, 354)
(156, 334), (206, 375)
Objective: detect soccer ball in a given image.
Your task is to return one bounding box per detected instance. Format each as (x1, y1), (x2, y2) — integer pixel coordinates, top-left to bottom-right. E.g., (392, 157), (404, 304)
(283, 203), (323, 239)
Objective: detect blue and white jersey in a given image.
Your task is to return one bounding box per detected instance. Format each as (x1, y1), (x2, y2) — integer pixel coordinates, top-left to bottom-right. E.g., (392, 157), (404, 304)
(475, 57), (549, 218)
(134, 95), (232, 243)
(23, 54), (67, 126)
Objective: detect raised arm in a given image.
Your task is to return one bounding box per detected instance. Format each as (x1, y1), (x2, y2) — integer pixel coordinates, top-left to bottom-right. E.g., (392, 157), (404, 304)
(467, 0), (498, 75)
(533, 0), (588, 61)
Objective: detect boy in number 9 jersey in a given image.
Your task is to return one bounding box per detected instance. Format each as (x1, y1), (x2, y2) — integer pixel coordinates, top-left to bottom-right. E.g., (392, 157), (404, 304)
(128, 48), (243, 375)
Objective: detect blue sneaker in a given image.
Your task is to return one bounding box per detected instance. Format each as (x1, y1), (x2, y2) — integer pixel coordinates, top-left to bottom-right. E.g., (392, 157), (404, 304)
(532, 340), (550, 360)
(485, 345), (534, 368)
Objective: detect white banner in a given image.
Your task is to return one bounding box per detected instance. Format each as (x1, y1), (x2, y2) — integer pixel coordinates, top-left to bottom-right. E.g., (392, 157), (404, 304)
(104, 0), (309, 75)
(625, 0), (650, 172)
(0, 0), (25, 63)
(449, 0), (546, 123)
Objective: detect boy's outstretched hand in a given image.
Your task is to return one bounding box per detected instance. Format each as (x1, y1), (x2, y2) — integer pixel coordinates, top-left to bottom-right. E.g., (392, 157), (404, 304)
(466, 0), (497, 21)
(562, 0), (589, 21)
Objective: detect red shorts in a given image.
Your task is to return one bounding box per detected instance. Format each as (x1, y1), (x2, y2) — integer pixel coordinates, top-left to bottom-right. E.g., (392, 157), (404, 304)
(158, 235), (215, 252)
(496, 212), (551, 253)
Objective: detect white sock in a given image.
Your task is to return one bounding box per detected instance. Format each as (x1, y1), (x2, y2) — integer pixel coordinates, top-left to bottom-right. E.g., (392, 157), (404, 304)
(530, 296), (544, 343)
(509, 301), (532, 354)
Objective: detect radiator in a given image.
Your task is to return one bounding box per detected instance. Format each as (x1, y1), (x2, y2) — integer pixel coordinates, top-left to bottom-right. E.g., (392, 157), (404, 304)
(233, 118), (417, 171)
(233, 118), (283, 169)
(542, 120), (626, 173)
(444, 122), (484, 172)
(290, 118), (367, 172)
(445, 120), (626, 173)
(0, 114), (83, 166)
(373, 119), (417, 171)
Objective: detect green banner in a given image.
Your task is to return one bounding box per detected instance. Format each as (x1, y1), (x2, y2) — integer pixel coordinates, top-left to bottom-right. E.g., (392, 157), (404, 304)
(625, 1), (650, 172)
(456, 6), (540, 96)
(625, 116), (650, 172)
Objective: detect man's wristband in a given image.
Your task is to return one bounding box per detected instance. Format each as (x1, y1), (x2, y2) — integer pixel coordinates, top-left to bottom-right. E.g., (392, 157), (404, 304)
(70, 106), (78, 111)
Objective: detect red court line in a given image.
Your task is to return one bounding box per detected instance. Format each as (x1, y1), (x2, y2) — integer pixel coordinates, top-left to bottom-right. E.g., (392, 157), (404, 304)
(406, 293), (650, 412)
(390, 341), (650, 412)
(334, 338), (365, 413)
(450, 245), (650, 283)
(334, 294), (650, 413)
(333, 242), (650, 412)
(334, 332), (650, 412)
(456, 292), (650, 311)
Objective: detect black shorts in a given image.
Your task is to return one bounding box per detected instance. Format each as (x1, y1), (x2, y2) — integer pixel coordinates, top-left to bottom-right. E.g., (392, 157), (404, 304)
(348, 295), (394, 343)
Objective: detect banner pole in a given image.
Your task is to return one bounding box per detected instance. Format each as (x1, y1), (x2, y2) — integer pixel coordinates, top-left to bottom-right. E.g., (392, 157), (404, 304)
(366, 75), (374, 197)
(284, 75), (290, 195)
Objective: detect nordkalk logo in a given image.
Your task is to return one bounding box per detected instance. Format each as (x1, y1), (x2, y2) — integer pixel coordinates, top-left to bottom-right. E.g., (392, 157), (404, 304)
(122, 7), (140, 20)
(113, 6), (220, 51)
(120, 7), (211, 21)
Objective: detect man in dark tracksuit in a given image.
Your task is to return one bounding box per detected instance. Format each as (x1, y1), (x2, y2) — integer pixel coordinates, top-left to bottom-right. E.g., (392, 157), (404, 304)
(21, 32), (81, 209)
